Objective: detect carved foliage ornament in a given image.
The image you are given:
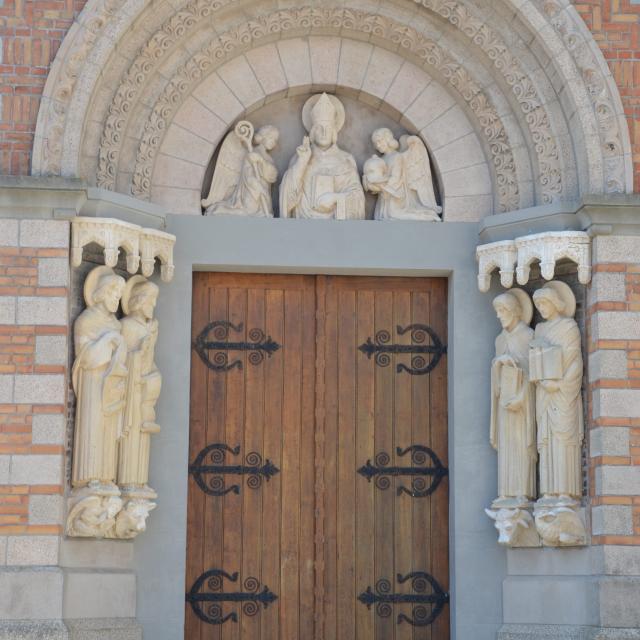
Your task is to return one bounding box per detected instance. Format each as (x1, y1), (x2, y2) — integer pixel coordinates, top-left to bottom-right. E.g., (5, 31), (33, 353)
(476, 231), (591, 292)
(126, 7), (520, 213)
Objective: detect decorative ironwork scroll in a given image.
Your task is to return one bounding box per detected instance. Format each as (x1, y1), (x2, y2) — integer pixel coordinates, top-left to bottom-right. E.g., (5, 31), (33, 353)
(193, 321), (280, 372)
(358, 324), (446, 375)
(189, 444), (279, 496)
(357, 445), (448, 497)
(186, 569), (277, 625)
(358, 572), (449, 626)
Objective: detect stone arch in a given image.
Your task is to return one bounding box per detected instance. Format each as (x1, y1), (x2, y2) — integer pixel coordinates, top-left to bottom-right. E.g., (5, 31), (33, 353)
(149, 42), (495, 219)
(31, 0), (633, 216)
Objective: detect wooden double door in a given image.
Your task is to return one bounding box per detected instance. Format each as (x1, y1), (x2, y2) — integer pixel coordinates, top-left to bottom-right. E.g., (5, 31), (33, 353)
(186, 273), (449, 640)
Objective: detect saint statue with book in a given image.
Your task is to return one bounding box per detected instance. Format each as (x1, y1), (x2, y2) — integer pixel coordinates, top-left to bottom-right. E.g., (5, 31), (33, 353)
(490, 289), (537, 507)
(531, 281), (584, 503)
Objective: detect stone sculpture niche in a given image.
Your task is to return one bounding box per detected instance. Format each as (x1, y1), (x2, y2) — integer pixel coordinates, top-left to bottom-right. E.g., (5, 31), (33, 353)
(202, 121), (280, 217)
(485, 281), (586, 548)
(67, 266), (161, 539)
(363, 127), (442, 221)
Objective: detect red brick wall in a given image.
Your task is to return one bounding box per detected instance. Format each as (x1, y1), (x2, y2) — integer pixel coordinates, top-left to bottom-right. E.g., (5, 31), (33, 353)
(0, 0), (87, 175)
(575, 1), (640, 191)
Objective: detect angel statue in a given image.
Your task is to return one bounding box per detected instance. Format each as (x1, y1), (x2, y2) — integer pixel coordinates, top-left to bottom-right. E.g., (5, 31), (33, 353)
(363, 127), (442, 221)
(201, 121), (279, 217)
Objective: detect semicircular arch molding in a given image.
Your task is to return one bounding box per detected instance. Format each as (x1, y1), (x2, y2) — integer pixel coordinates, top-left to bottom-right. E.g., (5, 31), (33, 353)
(31, 0), (633, 216)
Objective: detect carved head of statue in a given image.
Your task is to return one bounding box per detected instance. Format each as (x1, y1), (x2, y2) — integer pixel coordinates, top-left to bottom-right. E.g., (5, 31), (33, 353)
(84, 266), (126, 314)
(371, 128), (399, 155)
(302, 93), (346, 150)
(532, 281), (576, 321)
(122, 275), (159, 321)
(492, 289), (533, 331)
(254, 125), (279, 152)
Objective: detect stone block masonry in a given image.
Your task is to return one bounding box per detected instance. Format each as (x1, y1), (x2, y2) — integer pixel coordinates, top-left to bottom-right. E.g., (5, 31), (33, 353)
(0, 218), (68, 567)
(587, 235), (640, 546)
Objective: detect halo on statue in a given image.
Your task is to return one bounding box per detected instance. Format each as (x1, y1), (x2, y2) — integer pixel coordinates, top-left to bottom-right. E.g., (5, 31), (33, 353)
(301, 93), (346, 133)
(121, 274), (149, 315)
(538, 280), (576, 318)
(509, 288), (534, 325)
(83, 265), (118, 307)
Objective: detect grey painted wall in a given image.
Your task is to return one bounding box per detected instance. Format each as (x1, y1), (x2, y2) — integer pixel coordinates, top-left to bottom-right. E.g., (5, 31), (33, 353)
(135, 216), (506, 640)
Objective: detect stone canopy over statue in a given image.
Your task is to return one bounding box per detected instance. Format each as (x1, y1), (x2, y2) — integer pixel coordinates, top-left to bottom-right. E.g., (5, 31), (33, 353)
(201, 93), (442, 220)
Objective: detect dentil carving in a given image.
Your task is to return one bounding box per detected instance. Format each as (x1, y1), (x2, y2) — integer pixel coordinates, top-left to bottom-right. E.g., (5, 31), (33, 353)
(280, 93), (365, 220)
(67, 267), (163, 539)
(202, 121), (280, 217)
(363, 128), (442, 221)
(490, 289), (536, 509)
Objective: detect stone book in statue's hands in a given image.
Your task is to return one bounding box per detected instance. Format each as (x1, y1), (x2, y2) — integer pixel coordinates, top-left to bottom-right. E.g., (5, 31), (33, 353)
(499, 363), (521, 406)
(529, 344), (563, 381)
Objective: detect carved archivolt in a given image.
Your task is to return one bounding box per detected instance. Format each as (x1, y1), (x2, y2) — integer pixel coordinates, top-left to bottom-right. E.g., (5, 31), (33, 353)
(127, 7), (521, 214)
(71, 217), (176, 282)
(476, 231), (591, 292)
(32, 0), (633, 208)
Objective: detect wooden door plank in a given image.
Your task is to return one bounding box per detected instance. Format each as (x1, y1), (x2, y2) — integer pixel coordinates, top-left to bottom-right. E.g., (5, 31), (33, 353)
(299, 283), (317, 637)
(355, 289), (375, 640)
(374, 289), (395, 640)
(185, 274), (209, 640)
(322, 278), (338, 640)
(280, 288), (303, 640)
(336, 288), (356, 640)
(411, 290), (432, 640)
(393, 290), (413, 640)
(223, 287), (247, 640)
(241, 288), (265, 640)
(261, 289), (284, 640)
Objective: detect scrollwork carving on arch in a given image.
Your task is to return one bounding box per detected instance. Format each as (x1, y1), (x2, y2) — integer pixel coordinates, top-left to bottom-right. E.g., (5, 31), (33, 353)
(31, 0), (633, 205)
(127, 8), (524, 213)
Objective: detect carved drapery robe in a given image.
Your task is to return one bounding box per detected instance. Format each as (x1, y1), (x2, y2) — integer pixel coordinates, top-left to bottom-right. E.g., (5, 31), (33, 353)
(534, 316), (584, 498)
(118, 315), (161, 487)
(71, 307), (127, 487)
(490, 322), (536, 500)
(279, 145), (365, 219)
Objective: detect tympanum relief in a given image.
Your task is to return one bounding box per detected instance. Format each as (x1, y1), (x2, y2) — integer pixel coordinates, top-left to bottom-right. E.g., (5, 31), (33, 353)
(485, 282), (587, 548)
(67, 266), (162, 539)
(201, 93), (442, 220)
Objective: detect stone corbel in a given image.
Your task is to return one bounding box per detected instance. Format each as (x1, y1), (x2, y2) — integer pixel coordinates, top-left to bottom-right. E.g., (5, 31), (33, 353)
(475, 240), (517, 293)
(476, 231), (591, 291)
(71, 217), (175, 281)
